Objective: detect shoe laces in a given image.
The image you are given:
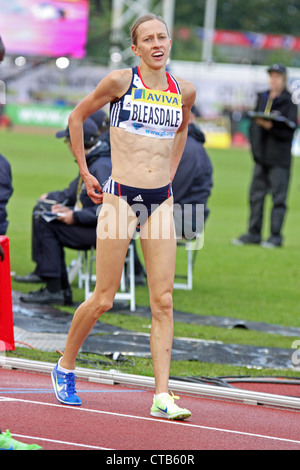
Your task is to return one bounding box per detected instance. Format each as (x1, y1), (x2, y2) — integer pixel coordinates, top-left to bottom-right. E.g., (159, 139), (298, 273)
(169, 391), (179, 401)
(65, 373), (76, 394)
(159, 391), (180, 403)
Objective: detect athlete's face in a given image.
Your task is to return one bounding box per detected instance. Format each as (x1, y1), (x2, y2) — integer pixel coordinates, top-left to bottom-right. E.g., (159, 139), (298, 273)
(131, 19), (171, 69)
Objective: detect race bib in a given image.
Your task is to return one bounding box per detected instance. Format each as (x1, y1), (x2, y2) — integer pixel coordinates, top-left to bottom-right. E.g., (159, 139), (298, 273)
(126, 88), (182, 139)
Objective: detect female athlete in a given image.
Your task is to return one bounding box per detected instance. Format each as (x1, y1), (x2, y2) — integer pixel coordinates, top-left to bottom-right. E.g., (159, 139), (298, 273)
(52, 13), (196, 420)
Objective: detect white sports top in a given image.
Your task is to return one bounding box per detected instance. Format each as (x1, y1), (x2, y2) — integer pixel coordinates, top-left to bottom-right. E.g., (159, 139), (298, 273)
(110, 66), (182, 139)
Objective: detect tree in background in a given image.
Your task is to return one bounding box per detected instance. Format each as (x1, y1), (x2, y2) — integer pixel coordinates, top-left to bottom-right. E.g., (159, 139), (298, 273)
(86, 0), (300, 66)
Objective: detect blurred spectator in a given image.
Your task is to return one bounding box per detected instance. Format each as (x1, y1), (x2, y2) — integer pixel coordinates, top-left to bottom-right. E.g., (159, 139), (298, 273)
(0, 154), (13, 235)
(15, 116), (112, 305)
(232, 64), (298, 248)
(172, 105), (213, 238)
(0, 37), (13, 236)
(90, 109), (110, 133)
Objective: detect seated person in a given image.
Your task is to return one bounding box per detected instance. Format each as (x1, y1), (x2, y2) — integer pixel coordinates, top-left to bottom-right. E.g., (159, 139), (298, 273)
(89, 108), (110, 133)
(172, 106), (213, 238)
(0, 154), (13, 236)
(15, 116), (112, 305)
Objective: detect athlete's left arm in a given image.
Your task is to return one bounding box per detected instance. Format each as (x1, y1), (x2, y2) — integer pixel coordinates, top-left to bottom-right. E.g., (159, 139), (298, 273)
(170, 80), (196, 182)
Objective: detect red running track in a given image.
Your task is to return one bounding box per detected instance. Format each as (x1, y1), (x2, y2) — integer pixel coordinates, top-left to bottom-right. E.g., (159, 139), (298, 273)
(0, 368), (300, 451)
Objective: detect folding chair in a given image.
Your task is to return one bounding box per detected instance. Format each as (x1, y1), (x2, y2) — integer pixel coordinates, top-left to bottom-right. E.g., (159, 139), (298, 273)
(68, 243), (136, 311)
(173, 204), (204, 290)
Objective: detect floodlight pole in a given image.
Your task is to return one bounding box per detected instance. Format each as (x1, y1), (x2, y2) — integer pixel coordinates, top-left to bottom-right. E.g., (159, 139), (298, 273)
(161, 0), (175, 41)
(202, 0), (217, 63)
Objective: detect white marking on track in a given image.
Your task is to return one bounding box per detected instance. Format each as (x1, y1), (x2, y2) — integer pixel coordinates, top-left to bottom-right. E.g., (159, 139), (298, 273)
(11, 433), (113, 450)
(1, 396), (300, 446)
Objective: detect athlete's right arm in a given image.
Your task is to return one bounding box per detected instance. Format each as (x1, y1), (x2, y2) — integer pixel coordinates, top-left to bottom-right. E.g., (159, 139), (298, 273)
(68, 69), (131, 204)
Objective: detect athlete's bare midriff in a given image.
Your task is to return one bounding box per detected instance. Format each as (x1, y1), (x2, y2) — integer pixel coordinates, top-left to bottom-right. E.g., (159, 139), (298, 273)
(109, 126), (174, 189)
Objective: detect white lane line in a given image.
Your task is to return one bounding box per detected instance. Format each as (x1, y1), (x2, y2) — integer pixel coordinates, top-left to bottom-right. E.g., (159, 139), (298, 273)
(11, 433), (113, 450)
(1, 396), (300, 446)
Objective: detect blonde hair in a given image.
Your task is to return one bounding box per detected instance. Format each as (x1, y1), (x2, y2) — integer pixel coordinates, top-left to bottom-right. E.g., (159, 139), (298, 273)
(130, 14), (169, 46)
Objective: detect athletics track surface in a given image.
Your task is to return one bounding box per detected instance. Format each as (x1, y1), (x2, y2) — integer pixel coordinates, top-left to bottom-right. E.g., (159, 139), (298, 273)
(0, 367), (300, 451)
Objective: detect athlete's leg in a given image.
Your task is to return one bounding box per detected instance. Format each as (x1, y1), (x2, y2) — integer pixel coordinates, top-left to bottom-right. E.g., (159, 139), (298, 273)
(60, 193), (137, 370)
(140, 197), (176, 395)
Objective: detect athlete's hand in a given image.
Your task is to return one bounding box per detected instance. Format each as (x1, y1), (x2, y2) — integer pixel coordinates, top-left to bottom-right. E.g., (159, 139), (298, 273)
(84, 173), (103, 204)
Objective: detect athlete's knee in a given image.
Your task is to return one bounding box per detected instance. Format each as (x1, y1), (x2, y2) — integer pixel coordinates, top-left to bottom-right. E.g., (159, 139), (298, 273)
(89, 292), (114, 318)
(151, 291), (173, 318)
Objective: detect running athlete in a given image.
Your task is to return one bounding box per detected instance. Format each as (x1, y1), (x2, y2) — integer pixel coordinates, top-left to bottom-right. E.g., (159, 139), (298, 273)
(52, 13), (196, 420)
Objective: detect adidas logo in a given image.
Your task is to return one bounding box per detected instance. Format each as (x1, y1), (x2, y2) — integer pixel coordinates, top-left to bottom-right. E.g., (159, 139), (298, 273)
(132, 194), (143, 202)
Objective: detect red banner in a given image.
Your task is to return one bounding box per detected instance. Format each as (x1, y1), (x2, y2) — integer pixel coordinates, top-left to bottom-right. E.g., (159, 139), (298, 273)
(197, 28), (300, 52)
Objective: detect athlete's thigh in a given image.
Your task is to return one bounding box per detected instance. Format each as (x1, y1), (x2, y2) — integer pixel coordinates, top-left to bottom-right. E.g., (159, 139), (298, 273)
(93, 193), (137, 296)
(140, 197), (176, 295)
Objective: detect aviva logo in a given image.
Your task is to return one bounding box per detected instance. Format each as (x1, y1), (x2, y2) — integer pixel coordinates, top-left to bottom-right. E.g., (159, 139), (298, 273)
(132, 88), (181, 108)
